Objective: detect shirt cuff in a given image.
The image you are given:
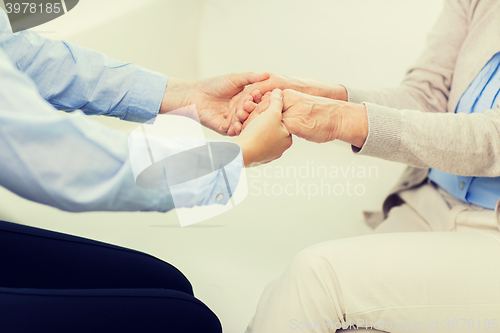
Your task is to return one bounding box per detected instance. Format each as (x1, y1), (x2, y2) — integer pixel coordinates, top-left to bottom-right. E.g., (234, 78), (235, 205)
(123, 67), (168, 123)
(352, 102), (403, 161)
(168, 147), (244, 208)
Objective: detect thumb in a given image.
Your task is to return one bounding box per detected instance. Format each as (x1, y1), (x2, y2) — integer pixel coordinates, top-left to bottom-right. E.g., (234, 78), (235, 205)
(266, 88), (284, 118)
(231, 72), (270, 88)
(282, 118), (300, 137)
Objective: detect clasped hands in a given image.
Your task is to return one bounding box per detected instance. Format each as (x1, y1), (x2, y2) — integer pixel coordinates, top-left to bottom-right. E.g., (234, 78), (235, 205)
(160, 72), (368, 167)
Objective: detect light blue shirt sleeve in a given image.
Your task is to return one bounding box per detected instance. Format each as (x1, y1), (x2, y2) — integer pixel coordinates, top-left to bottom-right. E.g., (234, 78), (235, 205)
(0, 8), (164, 123)
(0, 11), (243, 213)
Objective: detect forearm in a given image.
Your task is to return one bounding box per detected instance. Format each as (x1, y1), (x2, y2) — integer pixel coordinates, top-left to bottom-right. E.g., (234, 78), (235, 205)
(337, 102), (368, 149)
(0, 47), (242, 213)
(305, 79), (348, 101)
(233, 137), (260, 167)
(159, 78), (194, 114)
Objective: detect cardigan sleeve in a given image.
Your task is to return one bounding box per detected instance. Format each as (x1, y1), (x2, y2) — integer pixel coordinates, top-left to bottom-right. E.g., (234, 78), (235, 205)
(344, 0), (500, 178)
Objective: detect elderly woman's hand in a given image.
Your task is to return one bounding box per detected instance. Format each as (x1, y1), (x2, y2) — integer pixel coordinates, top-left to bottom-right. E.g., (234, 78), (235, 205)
(281, 89), (368, 147)
(240, 89), (368, 148)
(225, 73), (348, 135)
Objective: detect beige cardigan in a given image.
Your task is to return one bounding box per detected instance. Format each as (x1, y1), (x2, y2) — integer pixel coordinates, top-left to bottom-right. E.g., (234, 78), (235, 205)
(346, 0), (500, 228)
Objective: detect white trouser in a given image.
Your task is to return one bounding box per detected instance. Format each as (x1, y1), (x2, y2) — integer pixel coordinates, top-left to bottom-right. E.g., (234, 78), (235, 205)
(245, 183), (500, 333)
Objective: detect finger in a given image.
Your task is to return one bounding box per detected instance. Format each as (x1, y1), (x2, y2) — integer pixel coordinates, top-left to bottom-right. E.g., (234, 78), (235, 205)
(227, 126), (237, 137)
(232, 74), (270, 114)
(266, 88), (284, 117)
(225, 92), (244, 129)
(267, 89), (292, 136)
(226, 89), (246, 127)
(222, 108), (233, 130)
(242, 99), (271, 130)
(222, 115), (230, 130)
(230, 72), (270, 88)
(237, 109), (250, 122)
(239, 96), (254, 114)
(251, 89), (263, 104)
(261, 91), (272, 101)
(234, 121), (243, 136)
(227, 91), (242, 116)
(226, 103), (239, 131)
(229, 94), (252, 130)
(243, 100), (257, 113)
(282, 89), (302, 111)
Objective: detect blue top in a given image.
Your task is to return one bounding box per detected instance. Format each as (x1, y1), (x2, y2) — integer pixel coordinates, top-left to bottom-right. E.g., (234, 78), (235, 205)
(0, 9), (242, 213)
(428, 52), (500, 210)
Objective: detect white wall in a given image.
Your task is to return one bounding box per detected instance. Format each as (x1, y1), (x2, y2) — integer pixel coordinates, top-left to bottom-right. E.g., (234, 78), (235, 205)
(36, 0), (204, 79)
(199, 0), (443, 88)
